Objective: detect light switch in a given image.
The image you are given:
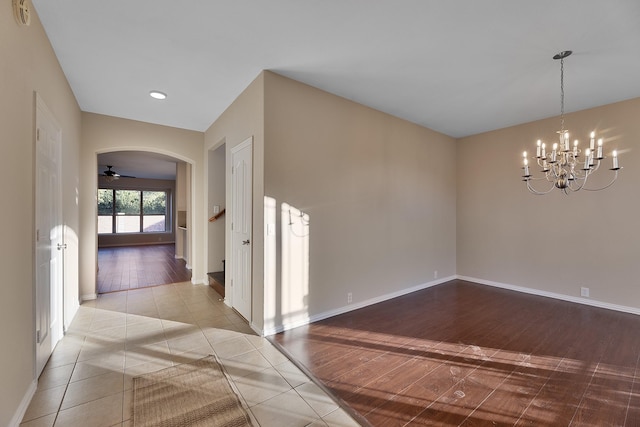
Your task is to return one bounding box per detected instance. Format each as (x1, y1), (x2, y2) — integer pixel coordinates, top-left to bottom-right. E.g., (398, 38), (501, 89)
(213, 205), (220, 214)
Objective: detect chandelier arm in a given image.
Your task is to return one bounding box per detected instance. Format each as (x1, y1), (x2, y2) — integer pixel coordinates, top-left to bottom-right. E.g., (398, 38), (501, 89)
(582, 170), (619, 191)
(525, 179), (556, 195)
(566, 178), (587, 192)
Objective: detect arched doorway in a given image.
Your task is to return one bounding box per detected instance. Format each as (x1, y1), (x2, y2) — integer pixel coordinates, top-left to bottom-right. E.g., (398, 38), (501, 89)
(95, 151), (193, 293)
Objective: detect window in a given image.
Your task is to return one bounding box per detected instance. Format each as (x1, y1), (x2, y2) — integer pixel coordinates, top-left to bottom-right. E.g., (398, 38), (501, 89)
(98, 189), (169, 234)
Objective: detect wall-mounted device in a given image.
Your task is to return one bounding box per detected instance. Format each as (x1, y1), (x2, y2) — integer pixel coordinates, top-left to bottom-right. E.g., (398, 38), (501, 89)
(13, 0), (31, 26)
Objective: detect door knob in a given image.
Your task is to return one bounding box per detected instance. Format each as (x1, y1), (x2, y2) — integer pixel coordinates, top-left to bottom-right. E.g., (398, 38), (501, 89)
(242, 239), (250, 245)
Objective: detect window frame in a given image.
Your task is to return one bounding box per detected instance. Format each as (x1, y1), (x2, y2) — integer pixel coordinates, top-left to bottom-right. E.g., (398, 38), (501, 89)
(98, 188), (171, 234)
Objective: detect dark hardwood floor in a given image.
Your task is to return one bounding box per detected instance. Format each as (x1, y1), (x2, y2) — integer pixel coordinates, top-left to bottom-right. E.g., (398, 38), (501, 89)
(273, 280), (640, 426)
(97, 244), (192, 294)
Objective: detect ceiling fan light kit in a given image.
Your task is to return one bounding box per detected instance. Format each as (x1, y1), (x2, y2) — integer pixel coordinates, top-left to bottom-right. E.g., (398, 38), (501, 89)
(101, 165), (135, 182)
(521, 50), (622, 195)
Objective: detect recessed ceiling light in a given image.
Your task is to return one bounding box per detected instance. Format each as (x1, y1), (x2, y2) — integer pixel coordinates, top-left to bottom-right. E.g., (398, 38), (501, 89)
(149, 90), (167, 100)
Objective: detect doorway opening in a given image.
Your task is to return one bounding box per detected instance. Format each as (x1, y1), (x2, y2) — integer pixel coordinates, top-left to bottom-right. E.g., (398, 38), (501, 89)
(96, 151), (193, 294)
(207, 143), (226, 298)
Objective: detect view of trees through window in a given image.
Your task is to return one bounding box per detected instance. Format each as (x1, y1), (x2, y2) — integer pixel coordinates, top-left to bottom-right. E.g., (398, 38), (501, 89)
(98, 189), (168, 233)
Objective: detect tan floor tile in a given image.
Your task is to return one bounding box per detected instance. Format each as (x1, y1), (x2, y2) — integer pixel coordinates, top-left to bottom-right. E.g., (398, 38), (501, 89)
(61, 371), (124, 410)
(70, 352), (125, 382)
(234, 366), (293, 406)
(124, 322), (165, 345)
(55, 393), (123, 427)
(274, 360), (310, 389)
(202, 327), (244, 345)
(249, 389), (319, 427)
(90, 316), (127, 332)
(46, 347), (81, 369)
(38, 363), (74, 390)
(124, 341), (171, 368)
(321, 407), (361, 427)
(124, 359), (173, 391)
(258, 342), (291, 366)
(295, 381), (339, 418)
(170, 346), (215, 364)
(87, 325), (127, 343)
(22, 385), (66, 422)
(77, 342), (125, 362)
(195, 315), (237, 329)
(18, 413), (56, 427)
(221, 349), (272, 380)
(167, 331), (210, 354)
(214, 336), (256, 359)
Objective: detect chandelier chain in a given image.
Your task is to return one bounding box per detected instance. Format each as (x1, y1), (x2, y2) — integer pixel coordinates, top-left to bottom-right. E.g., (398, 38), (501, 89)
(560, 56), (565, 133)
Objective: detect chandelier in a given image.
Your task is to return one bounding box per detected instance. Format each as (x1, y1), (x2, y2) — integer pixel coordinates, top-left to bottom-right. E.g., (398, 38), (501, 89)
(522, 50), (621, 194)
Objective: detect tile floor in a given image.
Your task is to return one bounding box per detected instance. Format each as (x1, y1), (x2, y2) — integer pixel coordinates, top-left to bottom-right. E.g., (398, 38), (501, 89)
(20, 282), (360, 427)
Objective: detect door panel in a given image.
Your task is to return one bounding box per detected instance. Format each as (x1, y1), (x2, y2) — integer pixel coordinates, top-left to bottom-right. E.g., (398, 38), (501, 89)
(231, 138), (252, 321)
(35, 94), (63, 377)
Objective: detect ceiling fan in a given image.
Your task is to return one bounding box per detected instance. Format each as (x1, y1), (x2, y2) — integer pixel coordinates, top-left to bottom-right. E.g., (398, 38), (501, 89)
(100, 165), (136, 181)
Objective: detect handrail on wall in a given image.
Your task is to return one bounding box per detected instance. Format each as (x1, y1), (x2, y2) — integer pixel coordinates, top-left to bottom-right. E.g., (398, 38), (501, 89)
(208, 208), (225, 222)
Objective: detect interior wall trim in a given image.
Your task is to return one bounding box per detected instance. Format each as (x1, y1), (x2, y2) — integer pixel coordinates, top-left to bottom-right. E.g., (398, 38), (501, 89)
(262, 275), (457, 336)
(80, 293), (97, 302)
(457, 275), (640, 316)
(9, 380), (36, 427)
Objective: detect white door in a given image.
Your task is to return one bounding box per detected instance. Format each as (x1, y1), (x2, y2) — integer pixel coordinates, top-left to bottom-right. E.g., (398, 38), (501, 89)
(231, 138), (253, 321)
(35, 94), (64, 377)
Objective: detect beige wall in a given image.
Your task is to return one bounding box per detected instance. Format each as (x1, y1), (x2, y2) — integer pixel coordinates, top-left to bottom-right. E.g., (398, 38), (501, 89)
(80, 113), (205, 300)
(457, 97), (640, 309)
(0, 4), (82, 426)
(263, 72), (457, 332)
(204, 73), (265, 331)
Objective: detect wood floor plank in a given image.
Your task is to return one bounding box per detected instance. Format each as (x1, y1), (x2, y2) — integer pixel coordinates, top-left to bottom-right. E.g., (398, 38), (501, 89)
(97, 244), (191, 294)
(273, 280), (640, 425)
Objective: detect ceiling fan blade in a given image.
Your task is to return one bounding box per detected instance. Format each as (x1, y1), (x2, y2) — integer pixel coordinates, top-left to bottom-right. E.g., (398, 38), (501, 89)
(100, 165), (136, 179)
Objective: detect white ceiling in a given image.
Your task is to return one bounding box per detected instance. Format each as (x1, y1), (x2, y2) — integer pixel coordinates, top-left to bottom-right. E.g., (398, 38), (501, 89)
(33, 1), (640, 140)
(98, 151), (178, 180)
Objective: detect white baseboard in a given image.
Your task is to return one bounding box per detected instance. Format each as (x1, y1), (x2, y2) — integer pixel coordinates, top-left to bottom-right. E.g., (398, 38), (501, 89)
(9, 379), (37, 427)
(80, 293), (97, 302)
(191, 277), (206, 285)
(262, 275), (456, 336)
(457, 275), (640, 316)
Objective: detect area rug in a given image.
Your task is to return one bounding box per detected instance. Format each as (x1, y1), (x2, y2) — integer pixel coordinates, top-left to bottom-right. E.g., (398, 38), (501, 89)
(132, 355), (253, 427)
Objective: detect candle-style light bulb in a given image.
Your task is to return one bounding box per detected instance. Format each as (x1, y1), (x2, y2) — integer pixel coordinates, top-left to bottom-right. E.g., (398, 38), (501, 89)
(563, 132), (570, 151)
(541, 143), (546, 159)
(590, 131), (595, 150)
(584, 148), (591, 169)
(597, 138), (603, 159)
(612, 150), (619, 169)
(523, 158), (530, 176)
(551, 143), (558, 162)
(573, 140), (579, 156)
(536, 140), (542, 158)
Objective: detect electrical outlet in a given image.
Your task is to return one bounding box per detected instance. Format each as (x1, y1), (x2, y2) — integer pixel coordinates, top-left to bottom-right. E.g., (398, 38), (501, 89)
(580, 287), (590, 297)
(434, 270), (438, 279)
(347, 292), (353, 303)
